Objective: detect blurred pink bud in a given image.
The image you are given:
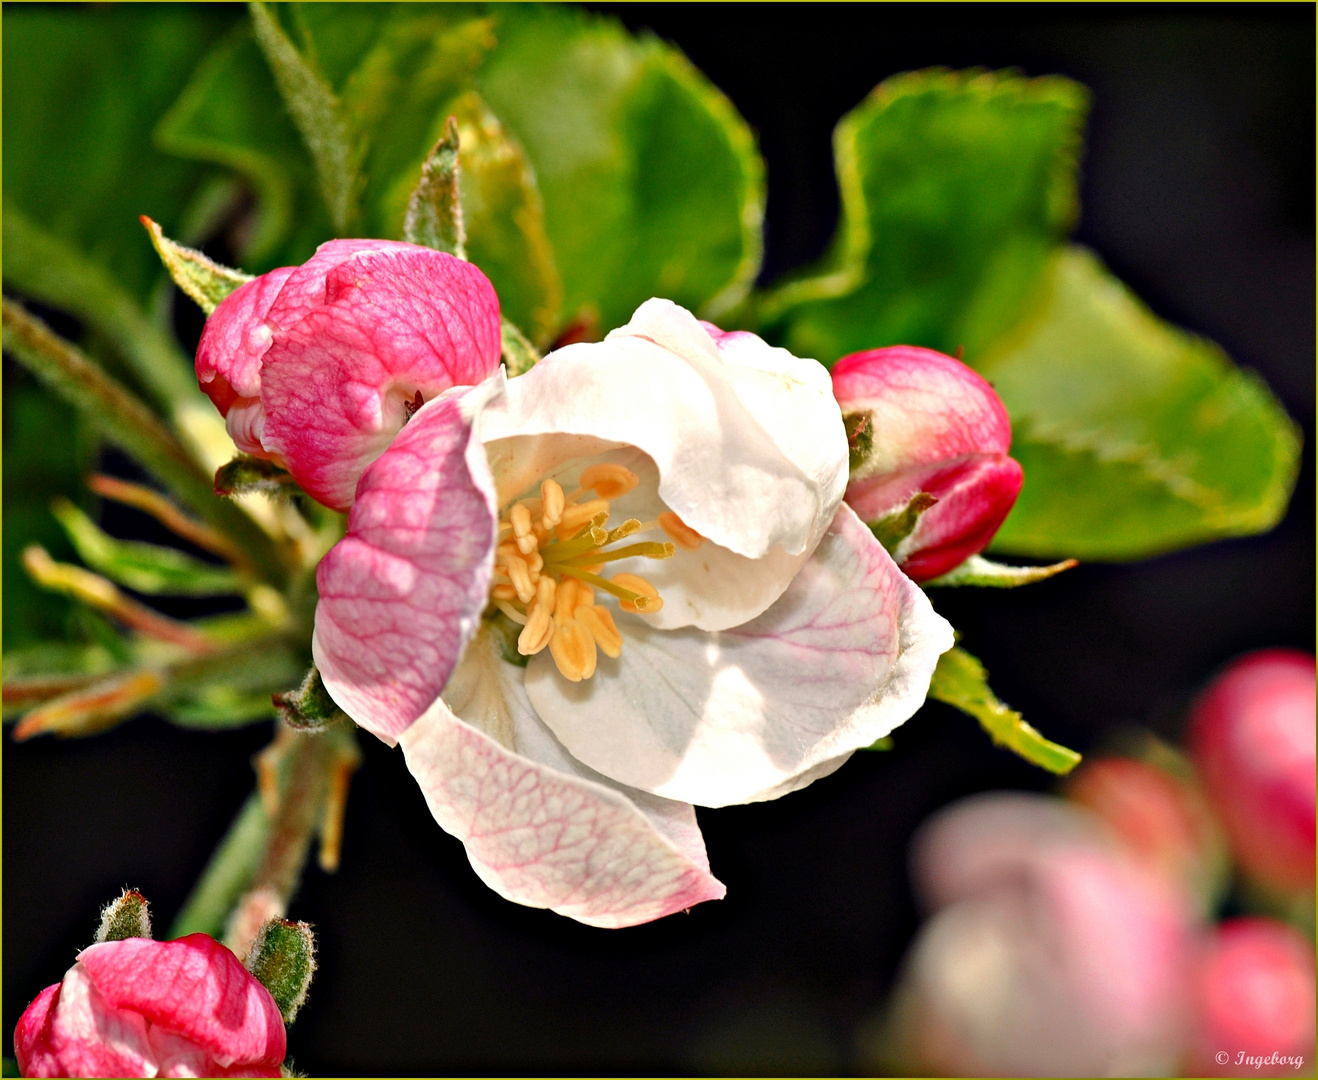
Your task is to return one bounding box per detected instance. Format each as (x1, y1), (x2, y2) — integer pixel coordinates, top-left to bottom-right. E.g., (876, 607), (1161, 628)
(889, 792), (1195, 1076)
(831, 345), (1023, 581)
(196, 239), (502, 510)
(1189, 918), (1315, 1077)
(15, 934), (286, 1078)
(1187, 649), (1316, 894)
(1067, 755), (1226, 912)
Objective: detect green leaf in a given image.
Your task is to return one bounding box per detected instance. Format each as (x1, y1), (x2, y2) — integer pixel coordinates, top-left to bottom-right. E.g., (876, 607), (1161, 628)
(3, 300), (288, 586)
(766, 68), (1088, 363)
(140, 216), (252, 315)
(443, 90), (562, 346)
(923, 553), (1077, 588)
(248, 1), (360, 233)
(2, 5), (238, 303)
(51, 498), (245, 597)
(155, 21), (322, 266)
(984, 248), (1302, 559)
(403, 115), (466, 257)
(479, 6), (764, 331)
(929, 646), (1081, 775)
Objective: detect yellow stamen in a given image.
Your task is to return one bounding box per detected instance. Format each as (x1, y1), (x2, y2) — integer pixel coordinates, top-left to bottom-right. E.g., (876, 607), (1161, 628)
(549, 617), (596, 681)
(659, 510), (705, 551)
(555, 577), (580, 619)
(604, 519), (643, 544)
(555, 499), (610, 538)
(535, 574), (557, 613)
(613, 573), (664, 614)
(559, 541), (674, 567)
(559, 566), (655, 610)
(490, 583), (518, 601)
(541, 479), (566, 529)
(518, 601), (554, 655)
(578, 463), (639, 499)
(510, 503), (538, 555)
(577, 604), (623, 658)
(505, 554), (535, 604)
(495, 600), (528, 625)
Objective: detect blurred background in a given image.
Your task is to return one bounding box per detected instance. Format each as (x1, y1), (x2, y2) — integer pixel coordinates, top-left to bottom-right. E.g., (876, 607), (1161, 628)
(5, 4), (1313, 1074)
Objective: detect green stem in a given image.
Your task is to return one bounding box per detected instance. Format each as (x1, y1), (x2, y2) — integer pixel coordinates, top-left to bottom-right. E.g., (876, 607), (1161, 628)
(170, 793), (269, 939)
(3, 299), (288, 586)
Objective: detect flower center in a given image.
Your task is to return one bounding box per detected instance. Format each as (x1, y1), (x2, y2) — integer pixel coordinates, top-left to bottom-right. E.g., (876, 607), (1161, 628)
(488, 463), (704, 682)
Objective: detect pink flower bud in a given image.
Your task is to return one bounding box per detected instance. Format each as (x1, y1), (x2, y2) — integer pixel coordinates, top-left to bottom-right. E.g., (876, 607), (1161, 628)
(830, 345), (1023, 581)
(1189, 918), (1315, 1076)
(196, 239), (502, 510)
(15, 934), (286, 1078)
(1187, 649), (1316, 894)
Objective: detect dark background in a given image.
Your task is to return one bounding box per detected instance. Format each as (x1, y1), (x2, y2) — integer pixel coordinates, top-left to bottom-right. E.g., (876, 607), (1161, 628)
(5, 4), (1314, 1074)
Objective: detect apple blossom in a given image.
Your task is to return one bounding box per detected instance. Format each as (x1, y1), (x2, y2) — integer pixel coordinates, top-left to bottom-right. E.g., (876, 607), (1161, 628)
(312, 298), (954, 927)
(196, 238), (502, 510)
(1187, 649), (1316, 894)
(831, 345), (1023, 581)
(1188, 918), (1316, 1077)
(881, 792), (1196, 1077)
(14, 934), (286, 1078)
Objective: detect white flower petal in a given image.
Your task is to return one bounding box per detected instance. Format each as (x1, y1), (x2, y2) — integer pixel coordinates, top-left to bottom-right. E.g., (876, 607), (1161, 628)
(398, 630), (725, 928)
(478, 299), (847, 561)
(524, 503), (955, 807)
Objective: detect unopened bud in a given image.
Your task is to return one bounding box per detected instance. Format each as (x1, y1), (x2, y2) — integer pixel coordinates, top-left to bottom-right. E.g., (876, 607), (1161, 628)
(214, 455), (299, 499)
(832, 346), (1023, 582)
(245, 918), (316, 1024)
(95, 888), (152, 943)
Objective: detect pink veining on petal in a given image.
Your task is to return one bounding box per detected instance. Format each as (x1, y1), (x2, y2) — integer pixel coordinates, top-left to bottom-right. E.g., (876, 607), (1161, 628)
(19, 963), (155, 1079)
(78, 935), (285, 1071)
(261, 247), (501, 510)
(314, 384), (500, 743)
(399, 692), (726, 928)
(195, 266), (297, 416)
(13, 983), (61, 1078)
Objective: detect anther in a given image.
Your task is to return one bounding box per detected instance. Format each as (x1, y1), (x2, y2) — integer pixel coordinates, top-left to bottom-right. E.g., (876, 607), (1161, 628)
(556, 499), (609, 537)
(495, 600), (528, 625)
(577, 605), (623, 658)
(578, 463), (639, 500)
(490, 583), (518, 601)
(541, 479), (566, 529)
(549, 618), (597, 681)
(612, 573), (663, 613)
(535, 574), (557, 613)
(659, 511), (705, 551)
(518, 603), (554, 655)
(505, 555), (535, 604)
(510, 503), (538, 554)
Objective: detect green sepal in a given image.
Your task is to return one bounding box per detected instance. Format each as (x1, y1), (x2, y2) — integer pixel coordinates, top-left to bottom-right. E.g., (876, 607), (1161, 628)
(867, 491), (937, 556)
(95, 888), (153, 943)
(51, 498), (245, 597)
(922, 553), (1077, 588)
(141, 215), (252, 315)
(500, 318), (541, 378)
(245, 918), (316, 1023)
(403, 115), (465, 258)
(844, 410), (874, 474)
(214, 455), (299, 499)
(929, 646), (1081, 775)
(273, 665), (347, 731)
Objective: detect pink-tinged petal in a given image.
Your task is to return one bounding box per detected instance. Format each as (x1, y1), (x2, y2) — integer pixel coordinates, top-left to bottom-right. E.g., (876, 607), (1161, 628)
(1191, 918), (1315, 1076)
(831, 345), (1012, 478)
(314, 382), (501, 744)
(261, 238), (419, 335)
(524, 502), (955, 807)
(21, 963), (156, 1079)
(14, 983), (61, 1078)
(196, 266), (297, 413)
(845, 453), (1024, 581)
(78, 936), (285, 1071)
(260, 246), (501, 510)
(1188, 650), (1316, 893)
(399, 630), (726, 928)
